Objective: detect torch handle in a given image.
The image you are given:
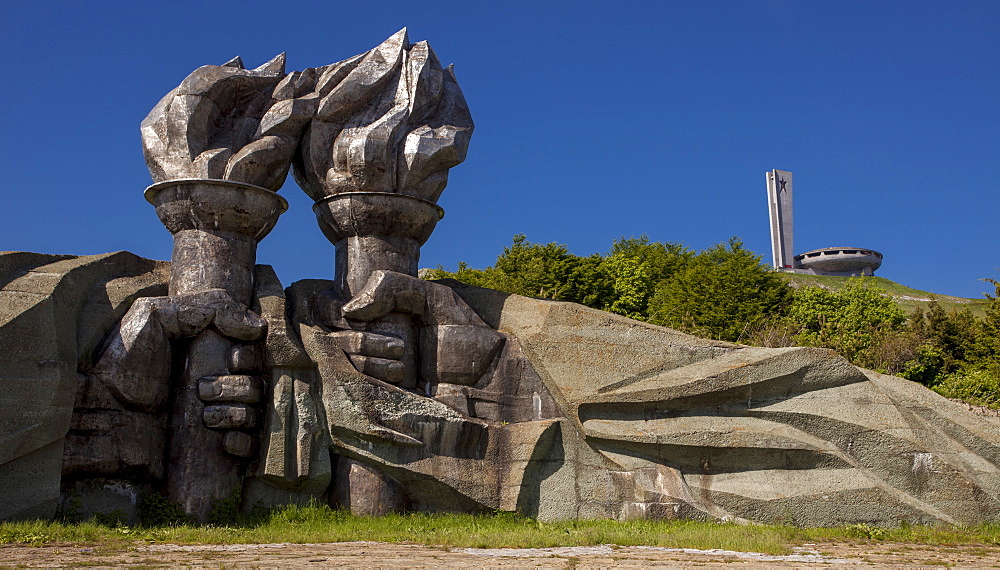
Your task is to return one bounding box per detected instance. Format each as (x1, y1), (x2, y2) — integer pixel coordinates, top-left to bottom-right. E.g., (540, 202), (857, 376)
(336, 234), (425, 391)
(147, 180), (286, 521)
(165, 228), (258, 520)
(165, 329), (241, 519)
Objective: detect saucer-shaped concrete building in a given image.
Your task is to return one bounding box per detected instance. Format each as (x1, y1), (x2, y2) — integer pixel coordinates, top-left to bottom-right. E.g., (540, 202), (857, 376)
(794, 246), (883, 276)
(766, 170), (883, 277)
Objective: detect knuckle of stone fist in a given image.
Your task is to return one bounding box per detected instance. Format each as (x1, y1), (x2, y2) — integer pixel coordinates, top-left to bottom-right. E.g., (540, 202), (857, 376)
(342, 292), (380, 318)
(371, 335), (404, 360)
(203, 404), (257, 429)
(331, 330), (366, 353)
(347, 354), (405, 384)
(358, 332), (404, 359)
(228, 343), (263, 373)
(198, 375), (264, 403)
(333, 330), (404, 360)
(214, 311), (267, 341)
(223, 431), (255, 458)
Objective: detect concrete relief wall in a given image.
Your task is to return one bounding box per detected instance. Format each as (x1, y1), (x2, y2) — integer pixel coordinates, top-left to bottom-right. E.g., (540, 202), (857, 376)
(2, 32), (999, 526)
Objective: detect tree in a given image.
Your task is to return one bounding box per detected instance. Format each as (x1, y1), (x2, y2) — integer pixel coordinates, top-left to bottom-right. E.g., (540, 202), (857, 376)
(969, 278), (1000, 364)
(900, 300), (979, 385)
(424, 234), (690, 316)
(647, 237), (791, 342)
(489, 234), (582, 300)
(425, 234), (613, 307)
(601, 236), (691, 319)
(785, 278), (908, 369)
(931, 277), (1000, 407)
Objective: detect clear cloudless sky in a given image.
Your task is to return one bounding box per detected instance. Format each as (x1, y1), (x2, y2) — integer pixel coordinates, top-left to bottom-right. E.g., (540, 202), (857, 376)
(1, 0), (997, 298)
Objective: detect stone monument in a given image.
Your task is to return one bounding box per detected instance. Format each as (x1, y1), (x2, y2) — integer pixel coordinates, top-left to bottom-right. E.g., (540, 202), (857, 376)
(766, 169), (883, 276)
(766, 169), (795, 270)
(2, 31), (1000, 526)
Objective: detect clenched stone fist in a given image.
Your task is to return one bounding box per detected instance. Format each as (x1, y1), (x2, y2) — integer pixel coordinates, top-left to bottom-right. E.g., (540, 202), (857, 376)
(317, 270), (504, 390)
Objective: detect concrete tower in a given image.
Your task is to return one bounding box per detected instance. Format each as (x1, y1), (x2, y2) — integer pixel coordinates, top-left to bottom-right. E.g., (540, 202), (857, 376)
(766, 169), (794, 270)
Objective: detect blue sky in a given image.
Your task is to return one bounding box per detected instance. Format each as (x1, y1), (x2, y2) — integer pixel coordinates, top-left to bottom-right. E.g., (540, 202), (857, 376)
(2, 1), (997, 298)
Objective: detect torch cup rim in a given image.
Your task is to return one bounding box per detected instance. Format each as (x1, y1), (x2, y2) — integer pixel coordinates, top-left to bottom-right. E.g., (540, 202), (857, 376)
(144, 178), (289, 213)
(313, 191), (444, 220)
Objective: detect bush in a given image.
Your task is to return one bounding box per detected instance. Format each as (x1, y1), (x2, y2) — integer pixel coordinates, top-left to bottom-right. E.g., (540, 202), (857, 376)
(898, 344), (947, 386)
(647, 238), (791, 342)
(932, 366), (1000, 409)
(137, 493), (190, 527)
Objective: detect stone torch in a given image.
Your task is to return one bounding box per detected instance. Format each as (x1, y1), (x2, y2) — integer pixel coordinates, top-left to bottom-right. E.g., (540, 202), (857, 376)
(140, 53), (302, 518)
(293, 30), (473, 391)
(290, 31), (473, 511)
(312, 191), (444, 389)
(145, 179), (286, 518)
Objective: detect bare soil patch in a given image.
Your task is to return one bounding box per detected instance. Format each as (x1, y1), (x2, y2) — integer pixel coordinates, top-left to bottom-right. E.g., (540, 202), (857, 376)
(3, 540), (1000, 568)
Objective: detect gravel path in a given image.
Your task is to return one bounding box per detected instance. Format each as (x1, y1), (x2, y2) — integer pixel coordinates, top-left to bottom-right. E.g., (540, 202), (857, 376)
(3, 540), (1000, 567)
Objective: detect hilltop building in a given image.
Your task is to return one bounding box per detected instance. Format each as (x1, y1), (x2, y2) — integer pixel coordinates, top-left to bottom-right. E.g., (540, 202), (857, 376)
(766, 169), (882, 276)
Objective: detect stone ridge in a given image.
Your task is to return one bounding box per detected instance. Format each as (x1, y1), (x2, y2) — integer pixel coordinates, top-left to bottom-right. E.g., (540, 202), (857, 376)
(0, 251), (169, 520)
(4, 253), (1000, 526)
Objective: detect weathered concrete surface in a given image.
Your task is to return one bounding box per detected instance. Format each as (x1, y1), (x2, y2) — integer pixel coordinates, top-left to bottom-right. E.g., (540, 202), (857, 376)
(4, 250), (1000, 526)
(59, 478), (148, 525)
(262, 273), (998, 525)
(447, 280), (1000, 525)
(0, 251), (168, 520)
(144, 180), (286, 520)
(244, 275), (565, 516)
(251, 267), (332, 502)
(292, 28), (473, 202)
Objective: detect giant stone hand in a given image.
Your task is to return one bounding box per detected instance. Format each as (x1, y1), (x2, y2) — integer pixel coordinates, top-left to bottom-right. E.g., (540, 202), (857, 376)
(88, 289), (268, 457)
(287, 30), (476, 392)
(318, 271), (503, 390)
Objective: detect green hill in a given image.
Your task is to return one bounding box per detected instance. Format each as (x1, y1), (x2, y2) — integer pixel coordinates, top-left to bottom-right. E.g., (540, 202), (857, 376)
(780, 274), (991, 317)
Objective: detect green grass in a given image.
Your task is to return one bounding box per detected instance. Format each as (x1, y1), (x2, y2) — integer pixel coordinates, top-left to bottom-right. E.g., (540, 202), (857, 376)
(3, 504), (1000, 555)
(0, 507), (789, 554)
(797, 522), (1000, 545)
(781, 274), (991, 316)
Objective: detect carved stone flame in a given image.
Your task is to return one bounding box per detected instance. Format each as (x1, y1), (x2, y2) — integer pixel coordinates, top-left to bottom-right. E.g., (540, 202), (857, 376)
(293, 28), (474, 203)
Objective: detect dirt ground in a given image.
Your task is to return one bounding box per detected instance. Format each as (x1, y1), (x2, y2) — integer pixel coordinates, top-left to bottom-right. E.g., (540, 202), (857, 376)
(3, 540), (1000, 568)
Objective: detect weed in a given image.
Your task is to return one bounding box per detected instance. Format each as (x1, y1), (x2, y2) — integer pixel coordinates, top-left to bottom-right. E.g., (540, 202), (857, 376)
(4, 506), (1000, 557)
(845, 523), (889, 540)
(137, 493), (189, 527)
(92, 510), (127, 527)
(206, 490), (242, 527)
(56, 492), (84, 523)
